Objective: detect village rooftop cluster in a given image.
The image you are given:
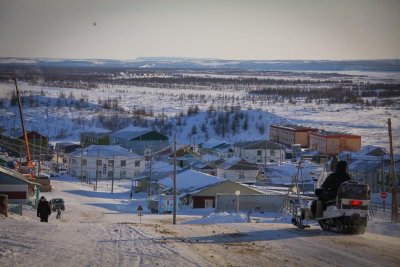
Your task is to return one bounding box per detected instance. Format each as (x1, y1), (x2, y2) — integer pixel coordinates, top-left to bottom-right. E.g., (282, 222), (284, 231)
(1, 122), (398, 213)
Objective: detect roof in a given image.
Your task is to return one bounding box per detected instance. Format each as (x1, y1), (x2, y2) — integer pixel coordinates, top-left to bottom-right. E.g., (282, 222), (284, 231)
(233, 140), (283, 150)
(218, 157), (259, 171)
(0, 129), (46, 139)
(135, 161), (183, 180)
(81, 129), (112, 138)
(310, 130), (360, 138)
(356, 145), (387, 156)
(111, 126), (167, 141)
(68, 145), (143, 159)
(0, 165), (40, 186)
(271, 124), (318, 132)
(265, 161), (324, 185)
(338, 150), (400, 175)
(56, 141), (79, 146)
(158, 169), (225, 193)
(112, 126), (152, 140)
(200, 139), (228, 149)
(192, 158), (225, 170)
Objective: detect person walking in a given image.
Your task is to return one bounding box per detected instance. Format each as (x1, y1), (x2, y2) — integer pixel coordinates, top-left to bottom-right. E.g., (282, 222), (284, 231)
(56, 208), (61, 219)
(37, 196), (51, 222)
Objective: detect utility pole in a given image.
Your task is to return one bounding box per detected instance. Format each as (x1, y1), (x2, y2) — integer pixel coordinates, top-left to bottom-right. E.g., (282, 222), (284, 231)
(80, 144), (83, 184)
(38, 135), (42, 178)
(381, 155), (385, 192)
(388, 118), (398, 223)
(95, 149), (99, 191)
(149, 151), (153, 195)
(111, 154), (115, 194)
(173, 134), (177, 225)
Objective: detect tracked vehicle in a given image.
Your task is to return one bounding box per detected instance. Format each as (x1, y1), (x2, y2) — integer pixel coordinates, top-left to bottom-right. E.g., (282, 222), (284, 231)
(292, 181), (370, 234)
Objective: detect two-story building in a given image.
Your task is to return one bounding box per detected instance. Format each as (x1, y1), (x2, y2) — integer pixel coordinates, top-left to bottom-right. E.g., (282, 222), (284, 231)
(233, 140), (285, 164)
(269, 124), (318, 148)
(0, 129), (50, 159)
(66, 145), (145, 181)
(309, 130), (361, 155)
(216, 157), (260, 184)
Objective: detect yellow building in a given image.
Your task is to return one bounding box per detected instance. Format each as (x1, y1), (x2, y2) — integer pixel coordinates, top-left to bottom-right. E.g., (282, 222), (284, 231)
(269, 124), (318, 148)
(309, 131), (361, 155)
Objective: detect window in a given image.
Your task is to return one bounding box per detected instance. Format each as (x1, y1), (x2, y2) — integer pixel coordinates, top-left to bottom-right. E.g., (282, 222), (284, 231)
(108, 171), (113, 178)
(135, 160), (141, 167)
(97, 171), (102, 178)
(204, 199), (214, 208)
(120, 171), (126, 178)
(108, 159), (114, 167)
(103, 164), (107, 174)
(121, 160), (126, 167)
(238, 172), (245, 179)
(82, 159), (87, 166)
(271, 149), (275, 156)
(97, 159), (102, 166)
(257, 150), (262, 156)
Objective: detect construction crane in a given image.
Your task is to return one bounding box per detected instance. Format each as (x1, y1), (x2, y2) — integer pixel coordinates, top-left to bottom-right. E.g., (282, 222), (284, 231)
(13, 74), (34, 169)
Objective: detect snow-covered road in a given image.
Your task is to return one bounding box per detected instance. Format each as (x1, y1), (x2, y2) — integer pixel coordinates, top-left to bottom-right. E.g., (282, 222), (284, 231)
(1, 178), (399, 267)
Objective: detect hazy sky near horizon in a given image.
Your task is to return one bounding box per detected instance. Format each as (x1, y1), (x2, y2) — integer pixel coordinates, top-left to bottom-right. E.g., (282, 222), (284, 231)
(1, 0), (399, 60)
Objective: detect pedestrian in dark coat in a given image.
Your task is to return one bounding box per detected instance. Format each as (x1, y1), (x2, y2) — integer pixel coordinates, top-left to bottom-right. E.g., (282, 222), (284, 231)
(37, 196), (51, 222)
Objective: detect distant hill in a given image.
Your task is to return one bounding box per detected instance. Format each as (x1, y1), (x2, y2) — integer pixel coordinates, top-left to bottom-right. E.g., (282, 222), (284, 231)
(1, 57), (400, 72)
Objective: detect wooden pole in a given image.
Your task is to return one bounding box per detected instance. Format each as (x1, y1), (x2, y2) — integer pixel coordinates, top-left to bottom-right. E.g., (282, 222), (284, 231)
(111, 154), (115, 194)
(388, 118), (398, 223)
(38, 135), (42, 178)
(80, 144), (83, 184)
(173, 134), (177, 225)
(95, 149), (99, 191)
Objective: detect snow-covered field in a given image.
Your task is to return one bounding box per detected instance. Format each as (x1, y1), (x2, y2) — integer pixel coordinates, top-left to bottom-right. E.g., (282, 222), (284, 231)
(0, 77), (399, 149)
(1, 176), (400, 267)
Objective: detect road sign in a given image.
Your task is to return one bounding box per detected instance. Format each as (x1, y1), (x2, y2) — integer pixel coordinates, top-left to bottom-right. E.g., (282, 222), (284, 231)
(381, 192), (387, 199)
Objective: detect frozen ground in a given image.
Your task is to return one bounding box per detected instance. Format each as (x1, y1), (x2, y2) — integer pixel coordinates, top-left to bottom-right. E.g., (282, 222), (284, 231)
(1, 176), (399, 267)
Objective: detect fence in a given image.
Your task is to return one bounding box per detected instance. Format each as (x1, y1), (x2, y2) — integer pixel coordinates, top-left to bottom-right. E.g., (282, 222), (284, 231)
(215, 194), (286, 213)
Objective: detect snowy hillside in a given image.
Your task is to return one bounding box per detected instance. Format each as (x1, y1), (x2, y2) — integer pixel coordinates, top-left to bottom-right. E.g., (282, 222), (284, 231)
(0, 82), (288, 144)
(0, 68), (399, 148)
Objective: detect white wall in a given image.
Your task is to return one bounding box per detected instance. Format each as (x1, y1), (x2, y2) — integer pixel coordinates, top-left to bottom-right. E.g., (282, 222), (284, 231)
(216, 168), (259, 183)
(66, 155), (145, 180)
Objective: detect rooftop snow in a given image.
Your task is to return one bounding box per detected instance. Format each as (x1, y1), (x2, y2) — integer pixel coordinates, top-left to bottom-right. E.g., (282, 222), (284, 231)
(68, 145), (142, 158)
(158, 169), (225, 192)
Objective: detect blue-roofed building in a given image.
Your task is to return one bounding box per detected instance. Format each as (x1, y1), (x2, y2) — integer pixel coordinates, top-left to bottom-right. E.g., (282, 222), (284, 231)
(198, 139), (233, 159)
(339, 146), (400, 193)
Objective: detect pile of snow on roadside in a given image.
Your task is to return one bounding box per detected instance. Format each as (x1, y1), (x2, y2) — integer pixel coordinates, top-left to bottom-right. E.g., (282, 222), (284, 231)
(184, 212), (248, 224)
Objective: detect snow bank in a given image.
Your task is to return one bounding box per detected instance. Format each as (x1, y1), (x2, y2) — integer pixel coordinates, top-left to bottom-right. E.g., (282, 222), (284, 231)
(184, 212), (248, 224)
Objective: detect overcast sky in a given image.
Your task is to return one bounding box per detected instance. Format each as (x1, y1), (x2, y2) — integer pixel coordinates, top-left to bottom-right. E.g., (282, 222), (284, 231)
(1, 0), (399, 60)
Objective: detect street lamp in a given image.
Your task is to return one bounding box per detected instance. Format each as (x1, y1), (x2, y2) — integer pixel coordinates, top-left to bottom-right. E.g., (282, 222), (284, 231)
(235, 190), (241, 213)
